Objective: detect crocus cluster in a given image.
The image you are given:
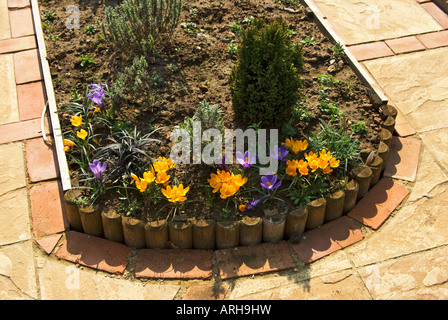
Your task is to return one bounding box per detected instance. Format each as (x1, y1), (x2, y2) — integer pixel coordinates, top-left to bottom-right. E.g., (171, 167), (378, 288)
(283, 137), (308, 155)
(208, 169), (248, 199)
(286, 149), (340, 177)
(131, 157), (175, 193)
(68, 114), (88, 142)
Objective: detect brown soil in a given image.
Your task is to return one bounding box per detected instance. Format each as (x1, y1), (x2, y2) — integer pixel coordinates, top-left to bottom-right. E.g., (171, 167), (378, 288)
(39, 0), (383, 222)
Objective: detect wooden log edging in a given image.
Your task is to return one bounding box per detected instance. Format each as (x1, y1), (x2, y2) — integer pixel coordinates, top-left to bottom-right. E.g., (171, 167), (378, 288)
(62, 106), (396, 250)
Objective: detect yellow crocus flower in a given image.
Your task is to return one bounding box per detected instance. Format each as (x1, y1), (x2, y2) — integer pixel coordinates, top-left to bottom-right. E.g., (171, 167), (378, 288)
(162, 184), (189, 203)
(71, 115), (82, 127)
(76, 129), (88, 140)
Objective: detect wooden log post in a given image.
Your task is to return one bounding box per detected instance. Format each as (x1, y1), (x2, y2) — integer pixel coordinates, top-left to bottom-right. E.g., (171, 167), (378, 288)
(145, 219), (169, 249)
(63, 189), (83, 232)
(101, 206), (124, 243)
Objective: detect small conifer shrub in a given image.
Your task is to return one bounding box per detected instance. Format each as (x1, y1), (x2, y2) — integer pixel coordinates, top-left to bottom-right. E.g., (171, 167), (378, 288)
(229, 18), (304, 127)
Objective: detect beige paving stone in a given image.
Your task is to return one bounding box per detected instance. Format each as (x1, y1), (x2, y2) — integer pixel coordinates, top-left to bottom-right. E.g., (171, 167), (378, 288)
(358, 246), (448, 299)
(0, 142), (26, 195)
(0, 0), (11, 40)
(37, 256), (181, 300)
(313, 0), (442, 45)
(408, 148), (448, 202)
(227, 250), (354, 299)
(346, 182), (448, 267)
(0, 241), (38, 299)
(420, 128), (448, 170)
(230, 269), (371, 300)
(0, 188), (30, 246)
(363, 47), (448, 133)
(0, 54), (19, 125)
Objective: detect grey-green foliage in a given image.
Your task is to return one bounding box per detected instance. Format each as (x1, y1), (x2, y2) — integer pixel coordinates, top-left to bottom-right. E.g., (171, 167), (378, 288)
(109, 56), (151, 104)
(307, 121), (361, 176)
(176, 100), (224, 147)
(102, 0), (183, 57)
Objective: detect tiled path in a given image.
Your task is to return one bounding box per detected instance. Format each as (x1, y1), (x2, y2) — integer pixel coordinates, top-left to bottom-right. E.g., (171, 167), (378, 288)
(1, 0), (448, 300)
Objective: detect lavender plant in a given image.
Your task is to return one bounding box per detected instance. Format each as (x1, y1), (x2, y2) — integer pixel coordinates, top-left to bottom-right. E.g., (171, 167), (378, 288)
(102, 0), (183, 58)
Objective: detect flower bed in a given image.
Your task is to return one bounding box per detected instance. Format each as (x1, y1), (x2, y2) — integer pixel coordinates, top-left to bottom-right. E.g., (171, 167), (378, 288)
(39, 0), (394, 249)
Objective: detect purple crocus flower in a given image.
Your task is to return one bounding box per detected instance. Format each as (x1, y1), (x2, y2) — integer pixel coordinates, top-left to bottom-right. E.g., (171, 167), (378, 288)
(246, 195), (269, 211)
(260, 174), (282, 192)
(270, 144), (289, 162)
(88, 89), (105, 107)
(89, 160), (107, 181)
(236, 150), (257, 169)
(89, 83), (106, 91)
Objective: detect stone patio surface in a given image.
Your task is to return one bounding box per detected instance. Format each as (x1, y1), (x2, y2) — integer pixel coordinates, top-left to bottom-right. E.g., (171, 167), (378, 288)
(1, 0), (448, 301)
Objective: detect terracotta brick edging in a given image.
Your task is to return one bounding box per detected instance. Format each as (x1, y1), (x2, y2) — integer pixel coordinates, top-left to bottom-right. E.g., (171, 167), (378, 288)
(344, 0), (448, 62)
(21, 0), (419, 281)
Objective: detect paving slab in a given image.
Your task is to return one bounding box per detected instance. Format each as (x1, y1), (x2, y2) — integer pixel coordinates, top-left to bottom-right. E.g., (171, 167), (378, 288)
(135, 248), (213, 279)
(0, 54), (19, 126)
(385, 36), (426, 54)
(0, 141), (26, 195)
(9, 7), (34, 38)
(229, 269), (371, 300)
(383, 136), (421, 182)
(55, 231), (132, 275)
(357, 246), (448, 299)
(182, 284), (231, 300)
(347, 42), (394, 61)
(420, 127), (448, 169)
(0, 117), (50, 144)
(363, 47), (448, 133)
(346, 182), (448, 267)
(17, 81), (45, 121)
(0, 0), (11, 40)
(0, 241), (38, 299)
(312, 0), (442, 44)
(0, 187), (31, 246)
(394, 108), (416, 137)
(37, 255), (181, 300)
(227, 249), (354, 299)
(25, 137), (58, 182)
(421, 2), (448, 29)
(215, 241), (295, 280)
(7, 0), (30, 8)
(29, 181), (67, 238)
(13, 49), (42, 84)
(408, 148), (448, 203)
(290, 216), (363, 264)
(416, 29), (448, 48)
(35, 233), (62, 255)
(347, 178), (410, 230)
(0, 35), (37, 54)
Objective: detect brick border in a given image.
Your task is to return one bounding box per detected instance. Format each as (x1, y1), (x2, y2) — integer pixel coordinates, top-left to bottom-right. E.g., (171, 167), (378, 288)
(342, 0), (448, 62)
(0, 0), (419, 280)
